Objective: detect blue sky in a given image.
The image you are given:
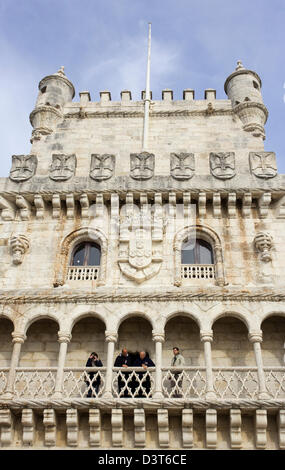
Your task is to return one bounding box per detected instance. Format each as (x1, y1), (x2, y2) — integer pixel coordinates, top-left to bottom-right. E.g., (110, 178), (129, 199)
(0, 0), (284, 176)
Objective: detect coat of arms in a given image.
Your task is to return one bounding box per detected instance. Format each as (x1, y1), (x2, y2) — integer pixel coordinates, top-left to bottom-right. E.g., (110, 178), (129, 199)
(130, 152), (154, 180)
(249, 152), (277, 179)
(209, 152), (236, 179)
(49, 154), (76, 181)
(118, 203), (163, 283)
(170, 153), (195, 180)
(90, 154), (115, 181)
(9, 155), (37, 182)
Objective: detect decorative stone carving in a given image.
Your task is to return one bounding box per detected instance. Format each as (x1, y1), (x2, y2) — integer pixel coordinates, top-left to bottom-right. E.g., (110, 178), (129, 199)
(111, 409), (123, 447)
(209, 152), (236, 179)
(134, 409), (146, 447)
(49, 154), (76, 181)
(0, 409), (13, 446)
(43, 409), (57, 447)
(278, 410), (285, 449)
(249, 151), (277, 179)
(230, 409), (242, 449)
(170, 153), (195, 180)
(66, 408), (78, 447)
(130, 152), (154, 180)
(118, 196), (163, 283)
(90, 154), (115, 181)
(157, 409), (169, 448)
(10, 234), (30, 265)
(89, 409), (101, 447)
(254, 231), (273, 262)
(255, 410), (267, 449)
(206, 409), (217, 449)
(21, 409), (35, 446)
(9, 155), (37, 182)
(182, 409), (193, 448)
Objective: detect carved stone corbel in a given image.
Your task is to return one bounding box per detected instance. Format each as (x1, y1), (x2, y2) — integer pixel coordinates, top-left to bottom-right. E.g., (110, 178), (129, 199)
(10, 234), (30, 265)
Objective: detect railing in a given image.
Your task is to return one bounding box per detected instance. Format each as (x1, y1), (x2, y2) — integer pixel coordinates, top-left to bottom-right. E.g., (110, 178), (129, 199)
(162, 367), (207, 398)
(213, 367), (259, 399)
(67, 266), (100, 281)
(14, 368), (57, 398)
(0, 367), (284, 400)
(0, 368), (9, 394)
(63, 367), (106, 398)
(181, 264), (215, 280)
(112, 367), (155, 398)
(264, 367), (285, 399)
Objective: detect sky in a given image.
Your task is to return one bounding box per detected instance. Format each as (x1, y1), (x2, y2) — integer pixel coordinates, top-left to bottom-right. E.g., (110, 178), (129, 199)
(0, 0), (284, 176)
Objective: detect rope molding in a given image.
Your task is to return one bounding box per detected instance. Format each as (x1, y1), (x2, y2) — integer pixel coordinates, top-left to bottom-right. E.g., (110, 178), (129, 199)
(0, 397), (285, 410)
(0, 289), (284, 304)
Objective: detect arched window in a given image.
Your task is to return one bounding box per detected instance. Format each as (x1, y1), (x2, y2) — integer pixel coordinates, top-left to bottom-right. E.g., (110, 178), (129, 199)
(71, 242), (101, 266)
(181, 238), (214, 280)
(68, 242), (101, 281)
(182, 238), (214, 265)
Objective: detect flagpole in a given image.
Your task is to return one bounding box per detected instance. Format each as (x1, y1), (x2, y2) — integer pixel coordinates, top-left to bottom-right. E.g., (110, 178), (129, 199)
(142, 22), (151, 151)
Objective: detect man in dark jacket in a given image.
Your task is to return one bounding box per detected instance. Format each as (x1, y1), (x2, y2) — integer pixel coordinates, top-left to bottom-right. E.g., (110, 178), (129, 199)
(133, 351), (155, 397)
(85, 352), (103, 397)
(114, 348), (133, 397)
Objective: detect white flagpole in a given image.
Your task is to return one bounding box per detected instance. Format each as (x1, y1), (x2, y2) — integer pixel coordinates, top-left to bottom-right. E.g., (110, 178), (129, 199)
(142, 22), (152, 151)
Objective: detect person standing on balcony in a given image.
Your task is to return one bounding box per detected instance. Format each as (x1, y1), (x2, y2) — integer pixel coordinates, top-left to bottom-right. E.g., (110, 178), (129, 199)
(133, 351), (155, 397)
(114, 347), (132, 397)
(85, 352), (103, 398)
(169, 347), (185, 398)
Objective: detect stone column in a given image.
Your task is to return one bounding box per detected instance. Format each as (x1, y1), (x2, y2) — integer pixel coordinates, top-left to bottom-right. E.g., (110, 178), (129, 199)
(3, 332), (26, 399)
(248, 332), (269, 399)
(200, 331), (216, 399)
(104, 331), (118, 398)
(53, 331), (72, 398)
(214, 244), (224, 286)
(152, 332), (165, 399)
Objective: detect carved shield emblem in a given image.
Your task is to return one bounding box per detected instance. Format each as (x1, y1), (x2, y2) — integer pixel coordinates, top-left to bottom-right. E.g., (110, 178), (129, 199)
(49, 154), (76, 181)
(210, 152), (236, 179)
(9, 155), (37, 182)
(170, 153), (195, 180)
(129, 229), (152, 269)
(90, 154), (115, 181)
(249, 152), (277, 179)
(130, 152), (154, 180)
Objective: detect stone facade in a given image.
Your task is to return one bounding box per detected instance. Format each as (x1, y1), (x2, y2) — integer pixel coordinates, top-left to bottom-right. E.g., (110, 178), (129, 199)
(0, 61), (285, 449)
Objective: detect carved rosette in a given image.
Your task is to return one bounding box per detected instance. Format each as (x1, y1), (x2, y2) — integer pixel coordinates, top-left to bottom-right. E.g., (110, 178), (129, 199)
(130, 152), (154, 180)
(170, 153), (195, 180)
(209, 152), (235, 179)
(49, 154), (76, 181)
(10, 234), (30, 265)
(254, 231), (273, 262)
(9, 155), (37, 182)
(249, 152), (277, 179)
(90, 154), (115, 181)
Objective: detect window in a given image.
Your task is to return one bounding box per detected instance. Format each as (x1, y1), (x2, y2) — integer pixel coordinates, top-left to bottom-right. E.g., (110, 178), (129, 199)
(181, 238), (214, 265)
(71, 242), (101, 266)
(253, 80), (259, 90)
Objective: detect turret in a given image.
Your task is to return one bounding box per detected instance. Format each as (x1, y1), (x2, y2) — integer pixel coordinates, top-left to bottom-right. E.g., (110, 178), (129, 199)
(30, 66), (75, 143)
(224, 61), (268, 139)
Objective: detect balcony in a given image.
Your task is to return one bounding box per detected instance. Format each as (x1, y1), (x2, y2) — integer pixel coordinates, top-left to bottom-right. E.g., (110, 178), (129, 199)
(181, 264), (215, 280)
(1, 366), (285, 400)
(67, 266), (100, 281)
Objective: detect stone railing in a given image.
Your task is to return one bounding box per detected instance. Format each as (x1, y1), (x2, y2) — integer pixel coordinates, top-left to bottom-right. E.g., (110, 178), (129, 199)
(181, 264), (215, 280)
(63, 367), (106, 398)
(212, 367), (259, 399)
(0, 368), (9, 395)
(14, 367), (57, 398)
(264, 367), (285, 399)
(162, 367), (207, 398)
(112, 367), (155, 398)
(0, 366), (285, 400)
(67, 266), (100, 281)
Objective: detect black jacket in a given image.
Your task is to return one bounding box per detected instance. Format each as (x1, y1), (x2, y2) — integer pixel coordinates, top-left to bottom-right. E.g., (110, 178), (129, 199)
(85, 358), (103, 385)
(133, 356), (155, 367)
(114, 354), (132, 367)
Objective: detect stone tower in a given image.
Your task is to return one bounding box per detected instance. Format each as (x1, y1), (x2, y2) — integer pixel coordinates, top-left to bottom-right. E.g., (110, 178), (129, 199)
(0, 60), (285, 450)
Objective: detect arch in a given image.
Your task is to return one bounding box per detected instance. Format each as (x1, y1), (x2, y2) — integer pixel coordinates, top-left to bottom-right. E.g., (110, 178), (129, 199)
(163, 310), (202, 331)
(260, 314), (285, 366)
(210, 311), (251, 332)
(117, 310), (155, 332)
(70, 311), (107, 333)
(23, 312), (61, 336)
(173, 224), (225, 287)
(260, 309), (285, 329)
(54, 227), (108, 287)
(20, 318), (60, 367)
